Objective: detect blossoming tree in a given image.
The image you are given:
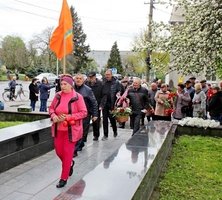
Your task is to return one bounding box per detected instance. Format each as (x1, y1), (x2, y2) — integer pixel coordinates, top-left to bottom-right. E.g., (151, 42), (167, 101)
(133, 0), (222, 78)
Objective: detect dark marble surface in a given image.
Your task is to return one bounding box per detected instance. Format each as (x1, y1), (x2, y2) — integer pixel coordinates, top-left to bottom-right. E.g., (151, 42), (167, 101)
(0, 118), (53, 172)
(55, 121), (172, 200)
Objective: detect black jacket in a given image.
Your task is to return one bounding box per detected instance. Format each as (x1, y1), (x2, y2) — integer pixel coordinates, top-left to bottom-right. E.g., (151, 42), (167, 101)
(74, 84), (98, 117)
(208, 91), (222, 116)
(85, 78), (103, 106)
(100, 77), (122, 110)
(29, 83), (39, 101)
(127, 86), (149, 114)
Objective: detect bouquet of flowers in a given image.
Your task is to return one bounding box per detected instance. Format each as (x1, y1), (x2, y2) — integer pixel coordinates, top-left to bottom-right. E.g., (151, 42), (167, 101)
(111, 107), (132, 123)
(162, 92), (177, 116)
(111, 107), (132, 117)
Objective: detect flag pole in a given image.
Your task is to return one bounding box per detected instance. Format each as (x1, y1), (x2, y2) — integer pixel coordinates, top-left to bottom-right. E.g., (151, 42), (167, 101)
(56, 58), (59, 76)
(63, 35), (66, 74)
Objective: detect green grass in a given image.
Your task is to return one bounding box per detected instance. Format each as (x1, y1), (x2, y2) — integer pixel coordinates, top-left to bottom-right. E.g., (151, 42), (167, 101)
(0, 121), (25, 129)
(158, 135), (222, 200)
(0, 74), (28, 81)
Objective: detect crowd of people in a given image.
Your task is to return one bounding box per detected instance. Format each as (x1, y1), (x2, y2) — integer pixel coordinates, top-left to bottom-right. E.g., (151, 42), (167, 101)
(5, 70), (222, 189)
(44, 70), (222, 188)
(28, 77), (55, 111)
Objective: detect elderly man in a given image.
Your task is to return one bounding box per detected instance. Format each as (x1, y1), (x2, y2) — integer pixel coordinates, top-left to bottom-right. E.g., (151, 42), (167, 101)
(85, 72), (103, 141)
(126, 78), (150, 135)
(200, 80), (208, 94)
(74, 73), (98, 155)
(189, 76), (196, 87)
(100, 69), (123, 140)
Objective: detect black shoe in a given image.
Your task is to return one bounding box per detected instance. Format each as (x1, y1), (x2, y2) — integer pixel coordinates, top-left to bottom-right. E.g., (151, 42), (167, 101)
(113, 132), (117, 137)
(69, 160), (75, 176)
(78, 142), (85, 151)
(93, 137), (98, 141)
(56, 179), (67, 188)
(73, 151), (78, 158)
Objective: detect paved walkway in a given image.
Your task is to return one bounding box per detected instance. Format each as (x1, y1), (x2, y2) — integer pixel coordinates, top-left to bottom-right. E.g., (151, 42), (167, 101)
(0, 125), (133, 200)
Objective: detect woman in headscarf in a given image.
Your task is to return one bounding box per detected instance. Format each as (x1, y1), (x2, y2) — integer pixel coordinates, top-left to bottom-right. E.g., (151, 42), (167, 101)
(49, 74), (87, 188)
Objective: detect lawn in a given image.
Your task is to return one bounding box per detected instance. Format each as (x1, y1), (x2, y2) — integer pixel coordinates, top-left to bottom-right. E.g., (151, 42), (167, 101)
(0, 74), (28, 81)
(0, 121), (25, 129)
(158, 135), (222, 200)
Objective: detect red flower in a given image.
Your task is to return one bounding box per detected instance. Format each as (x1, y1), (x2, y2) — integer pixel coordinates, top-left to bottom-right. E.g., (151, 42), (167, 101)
(164, 108), (174, 116)
(168, 92), (177, 99)
(119, 108), (125, 113)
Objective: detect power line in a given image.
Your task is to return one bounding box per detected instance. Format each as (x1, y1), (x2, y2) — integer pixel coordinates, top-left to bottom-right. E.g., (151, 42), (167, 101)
(0, 3), (147, 25)
(0, 4), (57, 20)
(80, 16), (147, 24)
(13, 0), (58, 12)
(10, 0), (147, 24)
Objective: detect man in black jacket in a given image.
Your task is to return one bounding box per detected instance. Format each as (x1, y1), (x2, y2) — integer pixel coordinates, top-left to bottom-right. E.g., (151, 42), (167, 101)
(100, 69), (123, 140)
(74, 73), (98, 155)
(127, 78), (150, 135)
(85, 72), (103, 141)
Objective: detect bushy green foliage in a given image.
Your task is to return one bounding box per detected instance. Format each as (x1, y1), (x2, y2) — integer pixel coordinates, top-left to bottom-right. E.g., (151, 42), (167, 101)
(0, 36), (28, 73)
(70, 6), (91, 73)
(107, 41), (123, 74)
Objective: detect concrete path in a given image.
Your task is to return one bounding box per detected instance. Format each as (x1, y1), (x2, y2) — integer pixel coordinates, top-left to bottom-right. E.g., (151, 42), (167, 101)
(0, 125), (133, 200)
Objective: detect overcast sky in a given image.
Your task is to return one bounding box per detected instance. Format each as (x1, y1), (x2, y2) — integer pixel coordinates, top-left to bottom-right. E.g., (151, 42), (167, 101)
(0, 0), (172, 50)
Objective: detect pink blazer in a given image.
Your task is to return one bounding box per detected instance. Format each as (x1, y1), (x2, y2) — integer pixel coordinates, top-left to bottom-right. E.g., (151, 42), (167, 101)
(49, 90), (87, 142)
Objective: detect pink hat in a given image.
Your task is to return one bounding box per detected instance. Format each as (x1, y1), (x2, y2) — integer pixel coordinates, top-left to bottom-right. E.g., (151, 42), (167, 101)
(61, 75), (74, 86)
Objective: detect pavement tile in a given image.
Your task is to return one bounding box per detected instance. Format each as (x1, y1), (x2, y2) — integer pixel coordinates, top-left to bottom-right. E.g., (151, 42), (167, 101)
(0, 123), (132, 200)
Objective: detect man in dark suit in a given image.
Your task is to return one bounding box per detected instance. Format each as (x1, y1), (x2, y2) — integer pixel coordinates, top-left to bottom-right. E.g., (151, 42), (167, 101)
(100, 69), (123, 140)
(74, 73), (98, 155)
(85, 72), (103, 141)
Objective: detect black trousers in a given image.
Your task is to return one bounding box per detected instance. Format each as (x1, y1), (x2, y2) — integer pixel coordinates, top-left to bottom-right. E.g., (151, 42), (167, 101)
(82, 115), (91, 142)
(130, 113), (142, 135)
(10, 88), (15, 99)
(75, 115), (91, 153)
(92, 110), (101, 138)
(102, 107), (117, 137)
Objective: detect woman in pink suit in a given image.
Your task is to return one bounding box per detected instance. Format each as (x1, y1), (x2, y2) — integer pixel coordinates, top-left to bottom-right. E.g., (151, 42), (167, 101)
(49, 74), (87, 188)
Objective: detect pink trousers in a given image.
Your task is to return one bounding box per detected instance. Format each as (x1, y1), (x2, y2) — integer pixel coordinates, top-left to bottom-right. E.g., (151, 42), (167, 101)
(54, 130), (76, 180)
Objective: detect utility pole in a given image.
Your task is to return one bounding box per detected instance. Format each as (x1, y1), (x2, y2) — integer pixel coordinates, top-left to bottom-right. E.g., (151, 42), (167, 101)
(144, 1), (172, 82)
(145, 0), (154, 83)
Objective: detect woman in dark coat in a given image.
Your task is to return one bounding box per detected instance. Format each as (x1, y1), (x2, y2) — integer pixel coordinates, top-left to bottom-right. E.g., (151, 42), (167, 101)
(208, 86), (222, 124)
(38, 77), (55, 112)
(29, 78), (39, 111)
(173, 83), (191, 120)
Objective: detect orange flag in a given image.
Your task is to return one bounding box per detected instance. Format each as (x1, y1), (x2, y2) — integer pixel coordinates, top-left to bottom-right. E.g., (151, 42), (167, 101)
(50, 0), (73, 59)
